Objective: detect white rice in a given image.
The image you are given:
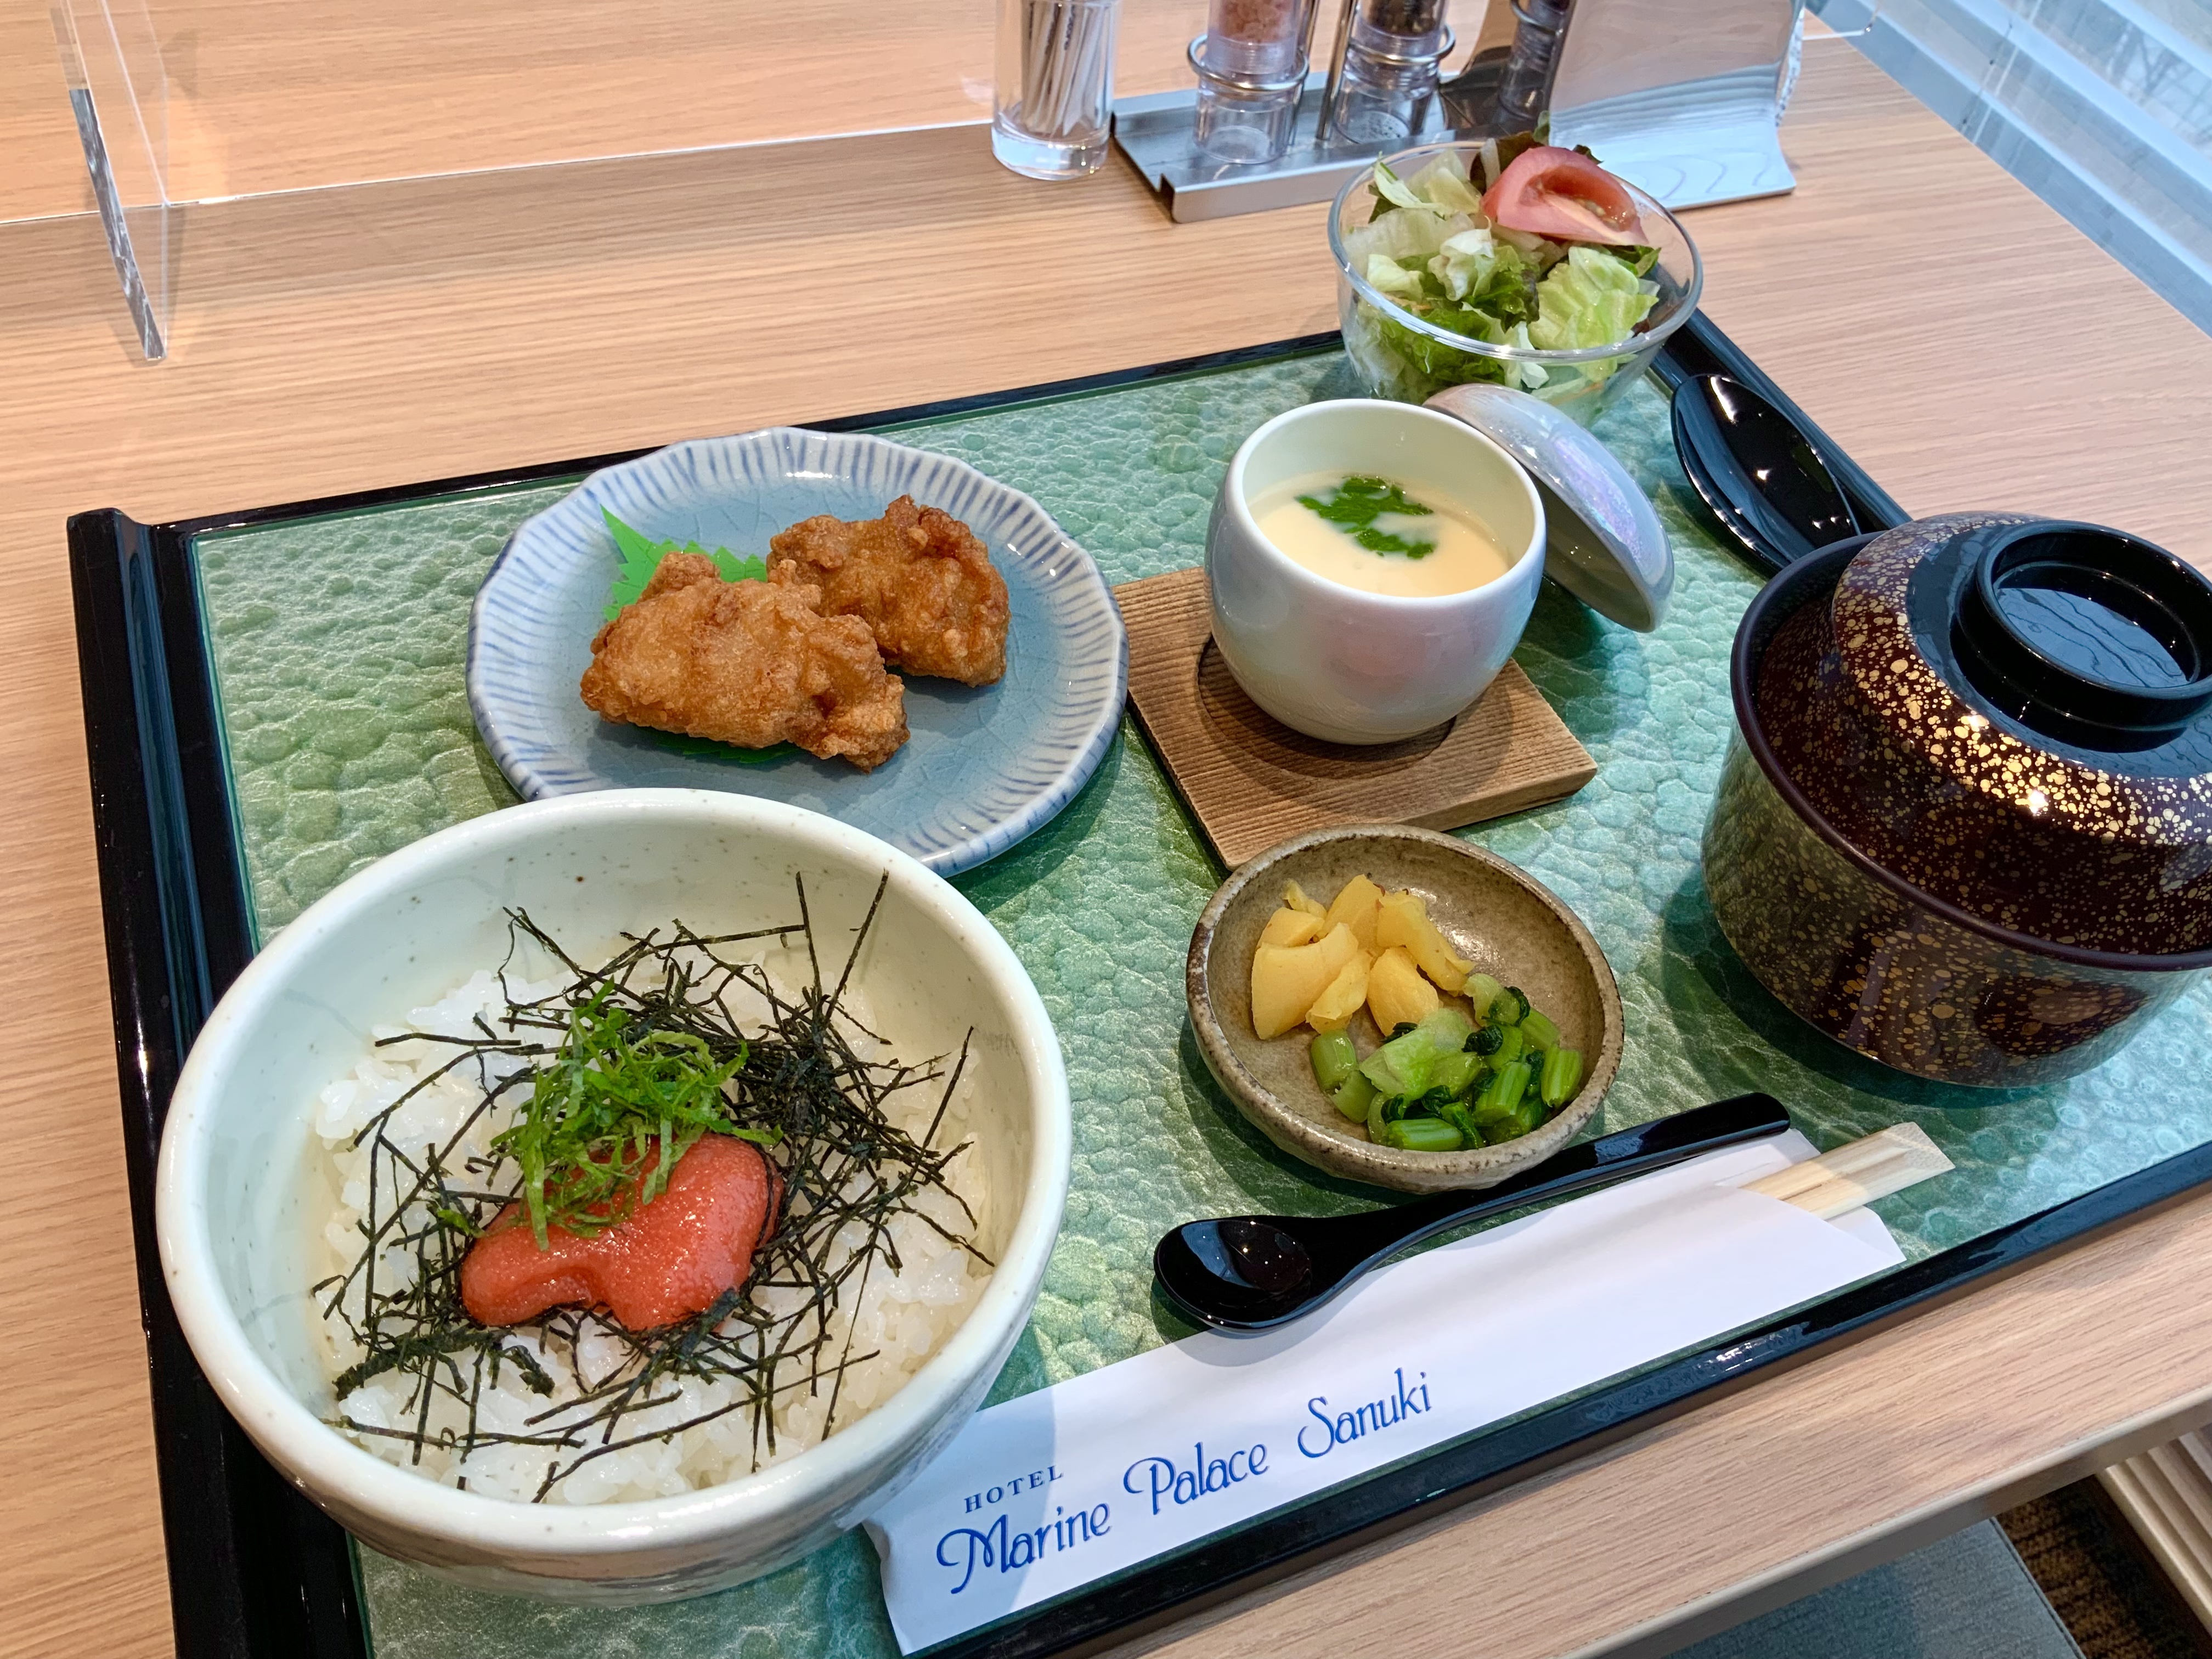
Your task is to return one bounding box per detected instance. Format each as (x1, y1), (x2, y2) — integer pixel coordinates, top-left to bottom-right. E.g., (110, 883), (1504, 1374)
(309, 948), (990, 1504)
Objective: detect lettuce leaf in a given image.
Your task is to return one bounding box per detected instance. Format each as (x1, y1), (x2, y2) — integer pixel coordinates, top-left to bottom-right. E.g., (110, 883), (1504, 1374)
(1404, 153), (1486, 216)
(1432, 233), (1537, 321)
(1527, 245), (1658, 353)
(1364, 253), (1430, 300)
(1427, 227), (1493, 301)
(1370, 160), (1449, 217)
(1343, 203), (1476, 274)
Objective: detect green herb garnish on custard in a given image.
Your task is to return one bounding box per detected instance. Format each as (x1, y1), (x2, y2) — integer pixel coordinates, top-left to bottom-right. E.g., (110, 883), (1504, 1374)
(1296, 475), (1437, 557)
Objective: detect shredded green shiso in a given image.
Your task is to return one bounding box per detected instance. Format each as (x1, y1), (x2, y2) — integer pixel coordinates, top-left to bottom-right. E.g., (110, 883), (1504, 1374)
(489, 986), (776, 1248)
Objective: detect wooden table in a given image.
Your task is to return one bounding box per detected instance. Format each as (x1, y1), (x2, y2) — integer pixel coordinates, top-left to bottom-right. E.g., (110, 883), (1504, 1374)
(4, 29), (2212, 1659)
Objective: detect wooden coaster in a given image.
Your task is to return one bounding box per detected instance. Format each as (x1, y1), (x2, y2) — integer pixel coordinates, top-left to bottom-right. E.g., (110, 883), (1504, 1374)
(1116, 566), (1597, 868)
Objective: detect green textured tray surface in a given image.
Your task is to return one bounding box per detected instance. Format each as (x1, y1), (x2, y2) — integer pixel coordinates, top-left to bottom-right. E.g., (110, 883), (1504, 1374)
(193, 354), (2212, 1659)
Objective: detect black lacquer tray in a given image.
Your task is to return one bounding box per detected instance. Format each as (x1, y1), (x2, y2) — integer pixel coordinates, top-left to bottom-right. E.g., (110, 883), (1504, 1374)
(67, 314), (2212, 1659)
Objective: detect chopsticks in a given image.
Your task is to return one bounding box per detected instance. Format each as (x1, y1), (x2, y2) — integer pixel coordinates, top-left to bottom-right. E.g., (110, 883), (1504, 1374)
(1745, 1122), (1955, 1220)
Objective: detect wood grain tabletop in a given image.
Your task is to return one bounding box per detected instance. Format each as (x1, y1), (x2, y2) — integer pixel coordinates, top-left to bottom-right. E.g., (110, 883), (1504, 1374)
(2, 24), (2210, 1659)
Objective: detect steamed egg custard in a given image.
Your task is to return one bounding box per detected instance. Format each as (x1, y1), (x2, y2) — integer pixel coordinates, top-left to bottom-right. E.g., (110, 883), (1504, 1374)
(1251, 472), (1514, 597)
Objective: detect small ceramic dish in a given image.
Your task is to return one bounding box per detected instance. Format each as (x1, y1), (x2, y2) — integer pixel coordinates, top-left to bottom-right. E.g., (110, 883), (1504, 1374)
(467, 427), (1127, 876)
(1186, 823), (1623, 1194)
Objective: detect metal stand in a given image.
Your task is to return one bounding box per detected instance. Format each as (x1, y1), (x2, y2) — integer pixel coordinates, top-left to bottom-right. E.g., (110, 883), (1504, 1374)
(1112, 72), (1441, 222)
(1113, 0), (1455, 225)
(1115, 0), (1804, 223)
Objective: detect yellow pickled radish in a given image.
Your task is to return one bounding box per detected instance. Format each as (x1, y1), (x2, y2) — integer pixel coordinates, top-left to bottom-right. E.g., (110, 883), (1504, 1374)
(1305, 951), (1374, 1033)
(1251, 923), (1361, 1039)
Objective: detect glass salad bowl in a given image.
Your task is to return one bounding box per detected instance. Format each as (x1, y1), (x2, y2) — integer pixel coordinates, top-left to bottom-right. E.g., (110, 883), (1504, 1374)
(1329, 140), (1704, 427)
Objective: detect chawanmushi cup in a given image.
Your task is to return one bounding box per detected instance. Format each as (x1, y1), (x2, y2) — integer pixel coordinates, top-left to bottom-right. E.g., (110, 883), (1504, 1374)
(1204, 398), (1545, 746)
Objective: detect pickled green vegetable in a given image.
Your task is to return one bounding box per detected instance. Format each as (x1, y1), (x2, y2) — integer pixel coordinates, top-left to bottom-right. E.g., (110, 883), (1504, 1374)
(1541, 1046), (1585, 1109)
(1482, 1097), (1544, 1144)
(1368, 1085), (1407, 1140)
(1302, 944), (1575, 1154)
(1474, 1059), (1532, 1118)
(1331, 1068), (1376, 1122)
(1464, 973), (1504, 1020)
(1440, 1099), (1482, 1144)
(1382, 1117), (1465, 1152)
(1310, 1029), (1359, 1092)
(1359, 1008), (1474, 1098)
(1430, 1050), (1479, 1099)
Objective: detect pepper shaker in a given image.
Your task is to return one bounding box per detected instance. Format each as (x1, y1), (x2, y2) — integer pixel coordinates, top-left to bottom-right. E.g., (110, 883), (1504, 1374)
(1320, 0), (1454, 146)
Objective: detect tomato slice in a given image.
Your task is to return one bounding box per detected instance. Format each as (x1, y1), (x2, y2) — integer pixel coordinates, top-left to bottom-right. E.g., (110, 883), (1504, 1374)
(1480, 146), (1647, 246)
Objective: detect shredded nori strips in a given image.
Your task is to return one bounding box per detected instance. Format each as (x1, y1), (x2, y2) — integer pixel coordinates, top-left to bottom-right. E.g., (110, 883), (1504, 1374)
(312, 875), (985, 1500)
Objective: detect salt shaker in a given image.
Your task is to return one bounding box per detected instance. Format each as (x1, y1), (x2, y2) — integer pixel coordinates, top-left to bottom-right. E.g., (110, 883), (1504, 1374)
(992, 0), (1125, 179)
(1321, 0), (1454, 146)
(1191, 0), (1323, 166)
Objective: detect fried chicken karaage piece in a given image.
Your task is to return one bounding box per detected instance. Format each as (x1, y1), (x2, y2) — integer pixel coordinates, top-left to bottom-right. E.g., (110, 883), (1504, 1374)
(580, 551), (908, 771)
(767, 495), (1010, 686)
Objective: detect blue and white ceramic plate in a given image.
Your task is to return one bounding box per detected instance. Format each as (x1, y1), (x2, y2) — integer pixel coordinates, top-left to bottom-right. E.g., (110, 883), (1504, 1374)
(466, 428), (1127, 874)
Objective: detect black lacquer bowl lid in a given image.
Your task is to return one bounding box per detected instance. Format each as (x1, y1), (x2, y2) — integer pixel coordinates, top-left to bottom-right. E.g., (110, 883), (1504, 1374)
(1754, 511), (2212, 957)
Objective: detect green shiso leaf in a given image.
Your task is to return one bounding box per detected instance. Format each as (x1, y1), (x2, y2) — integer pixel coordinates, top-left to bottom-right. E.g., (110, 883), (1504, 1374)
(599, 508), (792, 761)
(601, 507), (768, 620)
(651, 731), (796, 766)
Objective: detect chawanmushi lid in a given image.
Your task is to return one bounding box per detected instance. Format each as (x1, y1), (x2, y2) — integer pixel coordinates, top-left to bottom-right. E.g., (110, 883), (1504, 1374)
(1758, 511), (2212, 956)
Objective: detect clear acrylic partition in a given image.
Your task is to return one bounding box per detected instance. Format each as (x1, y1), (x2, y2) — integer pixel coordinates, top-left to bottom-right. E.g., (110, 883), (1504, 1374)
(52, 0), (173, 358)
(37, 0), (1237, 359)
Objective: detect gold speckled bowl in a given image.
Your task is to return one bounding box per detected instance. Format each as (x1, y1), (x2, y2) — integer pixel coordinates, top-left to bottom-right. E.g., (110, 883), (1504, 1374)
(1706, 527), (2212, 1087)
(1186, 824), (1623, 1194)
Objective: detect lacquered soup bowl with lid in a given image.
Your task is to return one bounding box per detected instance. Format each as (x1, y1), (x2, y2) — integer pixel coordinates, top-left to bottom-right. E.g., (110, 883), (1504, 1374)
(1704, 515), (2212, 1086)
(1205, 398), (1545, 745)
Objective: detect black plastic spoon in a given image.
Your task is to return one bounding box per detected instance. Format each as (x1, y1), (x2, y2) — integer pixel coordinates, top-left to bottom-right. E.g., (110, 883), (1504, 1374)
(1671, 374), (1860, 572)
(1672, 399), (1774, 569)
(1154, 1093), (1792, 1333)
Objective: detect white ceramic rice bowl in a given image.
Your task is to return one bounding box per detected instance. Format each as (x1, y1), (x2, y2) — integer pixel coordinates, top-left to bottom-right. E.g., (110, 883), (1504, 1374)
(154, 790), (1071, 1603)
